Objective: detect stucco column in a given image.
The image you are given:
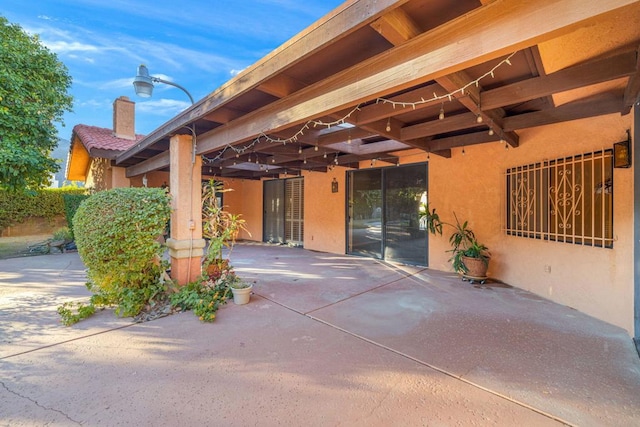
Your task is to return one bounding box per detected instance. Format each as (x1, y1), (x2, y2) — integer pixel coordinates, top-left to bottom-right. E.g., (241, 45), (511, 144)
(166, 134), (205, 285)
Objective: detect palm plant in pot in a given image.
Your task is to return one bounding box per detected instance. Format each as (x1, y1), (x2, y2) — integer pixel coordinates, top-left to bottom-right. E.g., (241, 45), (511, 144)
(201, 180), (250, 280)
(420, 203), (490, 279)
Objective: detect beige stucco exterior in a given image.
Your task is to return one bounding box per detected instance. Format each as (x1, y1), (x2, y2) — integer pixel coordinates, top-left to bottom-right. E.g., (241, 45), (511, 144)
(206, 111), (635, 334)
(427, 113), (633, 333)
(74, 2), (640, 337)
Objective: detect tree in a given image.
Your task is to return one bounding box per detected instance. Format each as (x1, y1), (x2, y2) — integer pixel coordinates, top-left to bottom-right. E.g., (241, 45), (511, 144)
(0, 16), (73, 191)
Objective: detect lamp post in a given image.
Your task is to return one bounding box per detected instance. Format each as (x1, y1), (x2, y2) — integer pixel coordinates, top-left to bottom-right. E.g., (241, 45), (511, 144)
(133, 64), (194, 104)
(133, 64), (202, 285)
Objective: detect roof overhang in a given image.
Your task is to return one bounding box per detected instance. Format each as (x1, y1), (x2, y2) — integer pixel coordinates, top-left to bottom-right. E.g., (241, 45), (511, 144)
(116, 0), (640, 179)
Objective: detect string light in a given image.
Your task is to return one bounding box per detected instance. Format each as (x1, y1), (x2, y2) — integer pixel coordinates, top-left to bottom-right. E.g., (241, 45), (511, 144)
(488, 128), (494, 136)
(314, 144), (319, 151)
(375, 52), (516, 109)
(200, 52), (516, 166)
(347, 132), (352, 144)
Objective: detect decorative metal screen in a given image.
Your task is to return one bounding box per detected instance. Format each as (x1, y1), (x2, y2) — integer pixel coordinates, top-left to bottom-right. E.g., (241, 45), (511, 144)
(506, 149), (613, 248)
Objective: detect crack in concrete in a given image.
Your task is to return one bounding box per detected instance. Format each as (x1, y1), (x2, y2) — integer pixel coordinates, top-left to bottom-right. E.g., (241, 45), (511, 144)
(0, 379), (82, 425)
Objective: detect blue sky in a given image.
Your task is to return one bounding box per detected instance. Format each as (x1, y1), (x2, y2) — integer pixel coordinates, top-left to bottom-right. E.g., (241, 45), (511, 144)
(1, 0), (344, 142)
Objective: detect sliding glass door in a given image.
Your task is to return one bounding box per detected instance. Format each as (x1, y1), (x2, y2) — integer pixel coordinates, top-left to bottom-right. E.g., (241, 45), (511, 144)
(264, 177), (304, 246)
(347, 164), (427, 265)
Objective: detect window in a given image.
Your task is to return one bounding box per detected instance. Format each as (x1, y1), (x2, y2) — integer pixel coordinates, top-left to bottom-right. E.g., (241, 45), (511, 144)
(506, 149), (613, 248)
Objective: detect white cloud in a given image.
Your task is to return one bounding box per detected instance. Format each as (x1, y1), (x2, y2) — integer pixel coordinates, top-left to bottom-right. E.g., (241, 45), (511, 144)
(136, 98), (191, 116)
(230, 68), (246, 76)
(44, 40), (99, 54)
(99, 77), (135, 90)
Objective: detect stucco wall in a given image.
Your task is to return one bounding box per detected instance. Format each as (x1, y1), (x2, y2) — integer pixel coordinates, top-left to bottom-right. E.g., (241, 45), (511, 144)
(220, 178), (262, 241)
(303, 167), (347, 254)
(427, 113), (634, 334)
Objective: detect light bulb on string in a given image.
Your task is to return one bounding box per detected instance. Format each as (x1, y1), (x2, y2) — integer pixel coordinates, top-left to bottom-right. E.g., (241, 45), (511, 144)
(476, 114), (483, 123)
(439, 105), (445, 120)
(386, 117), (391, 132)
(314, 144), (319, 151)
(347, 132), (352, 144)
(488, 128), (494, 136)
(298, 146), (302, 154)
(323, 152), (327, 159)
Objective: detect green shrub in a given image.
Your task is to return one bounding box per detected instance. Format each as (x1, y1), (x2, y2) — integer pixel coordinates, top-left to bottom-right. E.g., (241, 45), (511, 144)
(0, 187), (86, 231)
(72, 187), (171, 319)
(52, 226), (73, 241)
(171, 270), (234, 322)
(62, 193), (90, 237)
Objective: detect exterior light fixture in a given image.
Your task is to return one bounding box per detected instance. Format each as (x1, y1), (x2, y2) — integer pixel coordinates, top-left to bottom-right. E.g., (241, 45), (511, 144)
(133, 64), (194, 104)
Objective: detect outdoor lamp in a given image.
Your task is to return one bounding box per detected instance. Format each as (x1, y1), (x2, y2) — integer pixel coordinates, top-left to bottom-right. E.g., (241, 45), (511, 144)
(133, 64), (194, 104)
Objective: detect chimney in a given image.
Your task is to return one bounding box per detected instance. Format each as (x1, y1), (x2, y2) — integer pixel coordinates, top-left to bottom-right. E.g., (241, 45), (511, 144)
(113, 96), (135, 140)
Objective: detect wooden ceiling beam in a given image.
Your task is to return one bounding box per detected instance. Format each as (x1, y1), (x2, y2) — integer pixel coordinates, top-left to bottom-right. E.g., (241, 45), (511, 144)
(317, 127), (374, 145)
(118, 0), (403, 163)
(125, 0), (636, 176)
(370, 7), (422, 46)
(257, 74), (308, 98)
(194, 0), (630, 157)
(436, 71), (518, 147)
(411, 131), (501, 153)
(481, 49), (638, 110)
(125, 151), (170, 178)
(203, 107), (245, 124)
(347, 83), (442, 125)
(622, 45), (640, 114)
(401, 112), (478, 140)
(502, 92), (625, 131)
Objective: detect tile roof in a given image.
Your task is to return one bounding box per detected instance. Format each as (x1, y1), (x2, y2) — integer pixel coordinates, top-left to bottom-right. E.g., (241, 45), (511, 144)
(73, 124), (145, 154)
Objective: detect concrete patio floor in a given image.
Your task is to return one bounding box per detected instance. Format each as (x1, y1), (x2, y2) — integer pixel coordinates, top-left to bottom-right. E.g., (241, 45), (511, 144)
(1, 243), (639, 426)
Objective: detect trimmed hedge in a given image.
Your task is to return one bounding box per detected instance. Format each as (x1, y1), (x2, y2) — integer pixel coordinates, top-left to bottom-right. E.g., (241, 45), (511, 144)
(0, 187), (87, 231)
(73, 187), (171, 317)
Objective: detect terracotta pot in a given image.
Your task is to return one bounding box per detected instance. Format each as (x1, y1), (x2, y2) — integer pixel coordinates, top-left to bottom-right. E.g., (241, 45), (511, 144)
(462, 256), (489, 278)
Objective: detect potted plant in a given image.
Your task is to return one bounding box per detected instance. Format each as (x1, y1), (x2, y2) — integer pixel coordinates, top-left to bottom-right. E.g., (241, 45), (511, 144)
(420, 203), (490, 280)
(227, 273), (253, 305)
(201, 180), (250, 279)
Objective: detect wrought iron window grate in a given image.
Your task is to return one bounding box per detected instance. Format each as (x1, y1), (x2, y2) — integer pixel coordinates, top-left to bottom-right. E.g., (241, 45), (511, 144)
(505, 149), (613, 248)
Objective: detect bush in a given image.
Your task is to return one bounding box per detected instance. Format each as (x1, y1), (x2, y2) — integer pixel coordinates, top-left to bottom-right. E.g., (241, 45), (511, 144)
(0, 186), (86, 231)
(62, 193), (90, 238)
(72, 187), (171, 319)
